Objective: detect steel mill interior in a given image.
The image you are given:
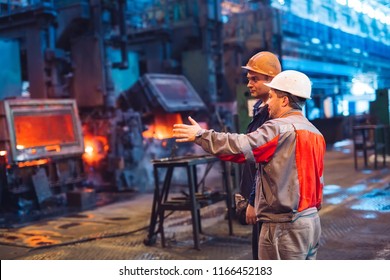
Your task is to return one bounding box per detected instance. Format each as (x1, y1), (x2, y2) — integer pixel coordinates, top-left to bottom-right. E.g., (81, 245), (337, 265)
(0, 0), (389, 260)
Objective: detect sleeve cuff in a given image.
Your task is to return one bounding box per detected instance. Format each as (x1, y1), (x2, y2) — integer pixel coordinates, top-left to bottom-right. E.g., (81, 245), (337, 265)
(195, 128), (206, 138)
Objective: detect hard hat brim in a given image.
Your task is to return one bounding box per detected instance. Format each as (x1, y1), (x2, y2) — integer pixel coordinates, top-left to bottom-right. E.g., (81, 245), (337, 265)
(263, 82), (312, 99)
(241, 65), (253, 71)
(241, 66), (268, 75)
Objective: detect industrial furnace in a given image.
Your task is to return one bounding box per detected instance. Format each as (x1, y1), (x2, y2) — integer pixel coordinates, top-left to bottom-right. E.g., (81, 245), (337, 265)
(0, 98), (85, 216)
(117, 73), (209, 188)
(121, 73), (207, 139)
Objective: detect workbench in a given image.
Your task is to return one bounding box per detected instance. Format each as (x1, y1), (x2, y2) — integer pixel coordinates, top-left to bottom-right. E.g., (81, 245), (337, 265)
(144, 154), (233, 250)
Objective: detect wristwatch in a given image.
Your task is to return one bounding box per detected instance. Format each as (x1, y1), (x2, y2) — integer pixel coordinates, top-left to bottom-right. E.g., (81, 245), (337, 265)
(195, 129), (206, 138)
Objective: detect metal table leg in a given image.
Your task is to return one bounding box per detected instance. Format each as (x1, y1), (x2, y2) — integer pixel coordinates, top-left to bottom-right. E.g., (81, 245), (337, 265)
(221, 161), (233, 235)
(144, 165), (174, 245)
(187, 165), (200, 250)
(144, 166), (160, 245)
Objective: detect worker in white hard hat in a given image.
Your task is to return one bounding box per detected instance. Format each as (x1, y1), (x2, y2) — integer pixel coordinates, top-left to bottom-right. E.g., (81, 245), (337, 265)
(239, 51), (281, 260)
(264, 70), (312, 118)
(173, 70), (326, 260)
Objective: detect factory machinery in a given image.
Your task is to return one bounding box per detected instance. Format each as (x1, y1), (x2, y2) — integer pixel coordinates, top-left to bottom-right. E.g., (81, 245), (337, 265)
(0, 0), (230, 221)
(0, 0), (389, 222)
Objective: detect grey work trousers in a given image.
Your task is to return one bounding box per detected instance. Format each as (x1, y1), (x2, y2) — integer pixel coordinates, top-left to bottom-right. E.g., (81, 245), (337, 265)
(258, 212), (321, 260)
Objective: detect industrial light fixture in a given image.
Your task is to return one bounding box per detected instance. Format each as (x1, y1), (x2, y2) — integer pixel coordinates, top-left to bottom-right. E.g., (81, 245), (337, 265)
(336, 0), (390, 25)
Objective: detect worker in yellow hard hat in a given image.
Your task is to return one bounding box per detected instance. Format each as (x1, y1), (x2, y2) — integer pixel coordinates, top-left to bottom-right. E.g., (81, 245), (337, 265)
(239, 51), (281, 260)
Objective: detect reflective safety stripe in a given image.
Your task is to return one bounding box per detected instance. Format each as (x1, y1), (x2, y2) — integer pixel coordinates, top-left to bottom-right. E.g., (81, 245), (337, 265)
(252, 136), (279, 163)
(295, 130), (325, 211)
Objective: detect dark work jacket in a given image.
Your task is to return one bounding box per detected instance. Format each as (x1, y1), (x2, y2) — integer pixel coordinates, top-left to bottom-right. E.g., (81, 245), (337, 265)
(240, 100), (269, 206)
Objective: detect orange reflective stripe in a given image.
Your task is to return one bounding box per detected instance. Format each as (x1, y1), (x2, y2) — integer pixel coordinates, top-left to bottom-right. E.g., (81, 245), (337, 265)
(217, 135), (279, 164)
(218, 153), (246, 163)
(295, 130), (325, 211)
(252, 135), (279, 163)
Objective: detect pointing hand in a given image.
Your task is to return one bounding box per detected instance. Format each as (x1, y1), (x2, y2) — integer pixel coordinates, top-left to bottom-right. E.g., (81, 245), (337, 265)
(172, 116), (202, 142)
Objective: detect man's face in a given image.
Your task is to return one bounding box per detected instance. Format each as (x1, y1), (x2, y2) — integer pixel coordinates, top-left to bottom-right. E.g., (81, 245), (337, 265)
(246, 71), (271, 99)
(266, 89), (285, 119)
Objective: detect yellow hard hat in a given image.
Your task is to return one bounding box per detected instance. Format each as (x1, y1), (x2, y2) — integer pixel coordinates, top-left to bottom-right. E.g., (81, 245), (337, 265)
(241, 51), (281, 77)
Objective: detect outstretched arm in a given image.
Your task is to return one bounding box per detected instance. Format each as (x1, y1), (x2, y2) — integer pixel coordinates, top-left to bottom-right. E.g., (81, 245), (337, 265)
(174, 116), (278, 164)
(173, 116), (203, 142)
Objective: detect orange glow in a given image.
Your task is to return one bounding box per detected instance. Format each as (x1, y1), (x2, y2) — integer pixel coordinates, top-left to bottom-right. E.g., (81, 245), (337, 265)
(22, 230), (62, 247)
(45, 145), (61, 152)
(82, 135), (109, 165)
(142, 113), (183, 139)
(17, 159), (49, 167)
(85, 145), (94, 155)
(14, 113), (76, 149)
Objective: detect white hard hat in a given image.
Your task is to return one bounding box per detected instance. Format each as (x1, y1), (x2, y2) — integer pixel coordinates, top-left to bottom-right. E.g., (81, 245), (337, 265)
(263, 70), (312, 99)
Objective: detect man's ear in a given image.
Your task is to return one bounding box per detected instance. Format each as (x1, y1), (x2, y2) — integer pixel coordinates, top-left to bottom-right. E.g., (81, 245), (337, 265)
(282, 95), (290, 107)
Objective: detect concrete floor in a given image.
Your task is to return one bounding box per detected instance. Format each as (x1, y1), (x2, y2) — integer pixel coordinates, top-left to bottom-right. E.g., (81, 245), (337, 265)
(0, 141), (389, 260)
